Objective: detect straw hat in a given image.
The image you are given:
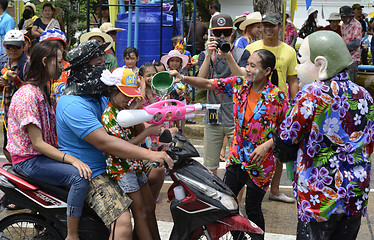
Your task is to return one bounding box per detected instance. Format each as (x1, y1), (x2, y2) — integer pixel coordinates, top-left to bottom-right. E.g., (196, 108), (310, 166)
(160, 50), (189, 69)
(233, 15), (246, 29)
(326, 12), (341, 21)
(100, 22), (125, 34)
(42, 3), (62, 17)
(239, 12), (262, 31)
(24, 2), (36, 14)
(80, 28), (113, 51)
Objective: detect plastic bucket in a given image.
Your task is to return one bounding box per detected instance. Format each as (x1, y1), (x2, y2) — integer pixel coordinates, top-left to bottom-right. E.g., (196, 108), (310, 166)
(151, 71), (174, 97)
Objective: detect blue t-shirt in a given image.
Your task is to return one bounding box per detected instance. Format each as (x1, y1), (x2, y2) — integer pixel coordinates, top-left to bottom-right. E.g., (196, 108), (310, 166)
(0, 11), (15, 55)
(233, 37), (249, 49)
(56, 95), (109, 178)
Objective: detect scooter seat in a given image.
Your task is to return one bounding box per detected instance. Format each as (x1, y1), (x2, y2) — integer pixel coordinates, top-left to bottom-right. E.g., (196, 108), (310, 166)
(7, 167), (69, 201)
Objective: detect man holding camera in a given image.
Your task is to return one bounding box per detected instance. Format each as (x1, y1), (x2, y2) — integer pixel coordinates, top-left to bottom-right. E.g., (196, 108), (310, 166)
(198, 13), (250, 175)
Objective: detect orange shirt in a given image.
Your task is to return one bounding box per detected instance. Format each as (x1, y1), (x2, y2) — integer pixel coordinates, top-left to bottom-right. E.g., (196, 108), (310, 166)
(243, 88), (262, 127)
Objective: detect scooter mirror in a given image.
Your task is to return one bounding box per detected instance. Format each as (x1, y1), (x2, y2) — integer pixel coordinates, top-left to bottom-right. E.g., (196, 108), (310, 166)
(159, 129), (173, 143)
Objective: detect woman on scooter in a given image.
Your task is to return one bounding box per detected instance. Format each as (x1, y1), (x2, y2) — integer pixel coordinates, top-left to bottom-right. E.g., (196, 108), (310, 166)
(7, 41), (92, 240)
(170, 49), (289, 237)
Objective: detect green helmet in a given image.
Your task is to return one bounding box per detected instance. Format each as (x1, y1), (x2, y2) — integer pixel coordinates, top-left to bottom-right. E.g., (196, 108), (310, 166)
(308, 30), (353, 79)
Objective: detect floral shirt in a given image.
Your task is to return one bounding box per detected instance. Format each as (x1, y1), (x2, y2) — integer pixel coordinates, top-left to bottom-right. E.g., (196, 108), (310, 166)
(278, 72), (374, 222)
(212, 76), (289, 191)
(7, 84), (57, 164)
(102, 102), (148, 180)
(284, 20), (298, 46)
(341, 18), (362, 62)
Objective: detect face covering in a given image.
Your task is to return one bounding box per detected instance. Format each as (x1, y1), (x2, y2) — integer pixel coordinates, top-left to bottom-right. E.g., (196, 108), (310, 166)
(64, 64), (107, 95)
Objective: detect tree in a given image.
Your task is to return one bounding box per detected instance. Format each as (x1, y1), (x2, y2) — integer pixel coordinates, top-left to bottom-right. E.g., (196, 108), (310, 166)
(253, 0), (282, 14)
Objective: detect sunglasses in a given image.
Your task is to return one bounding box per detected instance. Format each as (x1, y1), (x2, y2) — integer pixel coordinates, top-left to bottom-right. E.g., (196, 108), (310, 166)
(212, 29), (232, 37)
(5, 45), (21, 50)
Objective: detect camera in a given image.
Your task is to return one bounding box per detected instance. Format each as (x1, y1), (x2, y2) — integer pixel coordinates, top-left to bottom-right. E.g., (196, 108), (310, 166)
(213, 38), (231, 53)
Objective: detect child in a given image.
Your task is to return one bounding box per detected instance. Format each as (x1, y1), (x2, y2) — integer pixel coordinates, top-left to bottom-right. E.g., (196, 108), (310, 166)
(123, 46), (139, 73)
(138, 62), (178, 201)
(153, 61), (166, 73)
(101, 67), (162, 240)
(160, 50), (190, 132)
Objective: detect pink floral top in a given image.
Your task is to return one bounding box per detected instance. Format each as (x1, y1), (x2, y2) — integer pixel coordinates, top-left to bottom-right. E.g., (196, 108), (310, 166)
(7, 84), (57, 164)
(341, 18), (362, 62)
(284, 20), (298, 46)
(212, 76), (289, 191)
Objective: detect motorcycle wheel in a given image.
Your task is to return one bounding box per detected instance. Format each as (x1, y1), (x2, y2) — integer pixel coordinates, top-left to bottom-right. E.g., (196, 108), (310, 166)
(193, 230), (261, 240)
(0, 213), (63, 240)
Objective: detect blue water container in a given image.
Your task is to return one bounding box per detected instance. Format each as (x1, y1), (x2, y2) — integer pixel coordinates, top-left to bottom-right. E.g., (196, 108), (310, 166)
(115, 4), (181, 67)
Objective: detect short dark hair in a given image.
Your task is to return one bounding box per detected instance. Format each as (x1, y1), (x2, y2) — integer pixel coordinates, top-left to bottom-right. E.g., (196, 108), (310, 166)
(139, 62), (156, 76)
(153, 61), (166, 72)
(23, 8), (33, 20)
(123, 46), (138, 58)
(43, 3), (55, 11)
(0, 0), (8, 11)
(209, 3), (220, 12)
(171, 35), (183, 46)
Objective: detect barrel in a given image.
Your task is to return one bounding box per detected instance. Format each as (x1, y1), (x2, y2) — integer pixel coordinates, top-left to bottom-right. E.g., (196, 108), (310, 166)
(115, 4), (181, 67)
(357, 65), (374, 97)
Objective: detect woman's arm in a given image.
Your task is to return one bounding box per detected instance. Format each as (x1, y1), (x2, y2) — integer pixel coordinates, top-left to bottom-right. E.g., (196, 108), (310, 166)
(169, 70), (214, 90)
(27, 124), (92, 180)
(249, 139), (274, 164)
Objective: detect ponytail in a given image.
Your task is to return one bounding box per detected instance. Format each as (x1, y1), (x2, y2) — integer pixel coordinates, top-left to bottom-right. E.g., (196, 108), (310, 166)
(271, 68), (279, 87)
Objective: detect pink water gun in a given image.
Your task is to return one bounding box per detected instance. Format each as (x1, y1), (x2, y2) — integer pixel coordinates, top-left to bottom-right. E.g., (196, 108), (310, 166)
(117, 99), (203, 128)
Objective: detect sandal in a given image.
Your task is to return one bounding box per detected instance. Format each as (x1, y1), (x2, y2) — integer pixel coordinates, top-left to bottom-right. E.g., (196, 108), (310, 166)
(6, 203), (23, 210)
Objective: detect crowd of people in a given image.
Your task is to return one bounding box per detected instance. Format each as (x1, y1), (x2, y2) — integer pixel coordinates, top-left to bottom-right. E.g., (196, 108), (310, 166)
(0, 0), (372, 240)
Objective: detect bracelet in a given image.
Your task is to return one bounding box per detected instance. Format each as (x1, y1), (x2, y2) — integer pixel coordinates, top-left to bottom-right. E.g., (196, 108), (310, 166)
(181, 75), (185, 82)
(62, 153), (66, 163)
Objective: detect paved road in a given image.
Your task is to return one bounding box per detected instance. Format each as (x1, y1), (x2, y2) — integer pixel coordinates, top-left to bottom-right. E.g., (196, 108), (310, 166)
(0, 130), (373, 239)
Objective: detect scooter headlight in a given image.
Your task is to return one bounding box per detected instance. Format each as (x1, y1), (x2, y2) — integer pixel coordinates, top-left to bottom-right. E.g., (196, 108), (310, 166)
(175, 174), (238, 210)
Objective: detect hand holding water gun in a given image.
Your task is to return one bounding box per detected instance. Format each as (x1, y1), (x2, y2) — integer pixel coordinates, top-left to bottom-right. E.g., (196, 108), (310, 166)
(117, 99), (203, 128)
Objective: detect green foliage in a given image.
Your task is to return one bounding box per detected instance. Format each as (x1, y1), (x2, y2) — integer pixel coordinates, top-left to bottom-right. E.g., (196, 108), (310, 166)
(184, 0), (219, 22)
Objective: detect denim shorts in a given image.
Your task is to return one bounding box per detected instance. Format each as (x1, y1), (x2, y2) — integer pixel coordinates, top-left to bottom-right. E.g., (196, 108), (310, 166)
(117, 171), (148, 193)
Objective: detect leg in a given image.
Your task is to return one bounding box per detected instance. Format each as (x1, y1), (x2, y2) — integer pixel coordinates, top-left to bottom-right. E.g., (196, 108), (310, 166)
(204, 124), (224, 175)
(14, 155), (90, 240)
(330, 214), (361, 240)
(147, 166), (166, 201)
(127, 190), (153, 240)
(220, 136), (228, 162)
(140, 182), (160, 240)
(3, 125), (10, 162)
(269, 161), (295, 203)
(244, 185), (265, 234)
(109, 210), (132, 240)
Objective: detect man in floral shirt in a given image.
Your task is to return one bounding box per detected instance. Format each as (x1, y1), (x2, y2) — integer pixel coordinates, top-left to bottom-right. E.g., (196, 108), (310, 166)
(340, 5), (362, 82)
(274, 30), (374, 240)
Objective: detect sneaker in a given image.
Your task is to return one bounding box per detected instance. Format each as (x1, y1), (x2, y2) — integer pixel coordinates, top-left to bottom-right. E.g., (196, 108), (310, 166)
(269, 193), (295, 203)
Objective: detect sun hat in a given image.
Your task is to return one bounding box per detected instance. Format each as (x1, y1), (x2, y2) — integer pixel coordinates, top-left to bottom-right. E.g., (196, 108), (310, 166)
(262, 13), (282, 25)
(100, 22), (125, 34)
(339, 6), (354, 17)
(307, 6), (318, 16)
(233, 15), (246, 29)
(80, 28), (113, 51)
(239, 12), (262, 31)
(66, 39), (111, 70)
(24, 2), (36, 14)
(326, 12), (341, 21)
(110, 68), (142, 97)
(160, 50), (189, 69)
(40, 28), (67, 46)
(4, 30), (25, 47)
(211, 13), (233, 30)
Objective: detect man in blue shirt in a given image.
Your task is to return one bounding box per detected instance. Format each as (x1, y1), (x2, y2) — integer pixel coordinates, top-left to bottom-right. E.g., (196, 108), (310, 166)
(0, 0), (15, 55)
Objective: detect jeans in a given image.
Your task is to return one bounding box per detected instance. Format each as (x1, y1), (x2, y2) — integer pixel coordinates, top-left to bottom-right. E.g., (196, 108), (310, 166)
(296, 214), (362, 240)
(224, 165), (266, 239)
(14, 155), (90, 217)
